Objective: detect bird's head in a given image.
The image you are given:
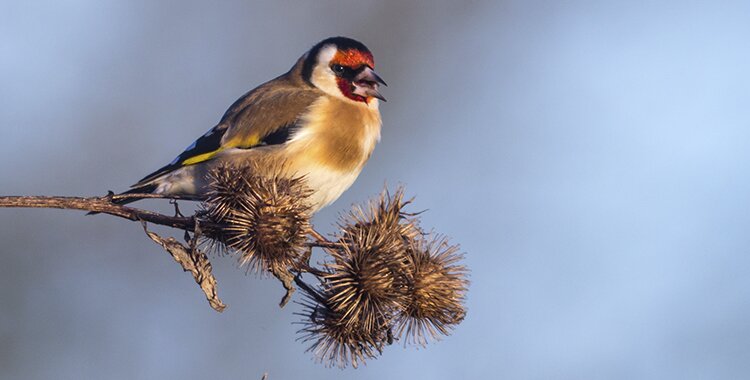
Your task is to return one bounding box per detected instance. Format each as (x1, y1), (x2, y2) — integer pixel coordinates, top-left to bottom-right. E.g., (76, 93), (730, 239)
(302, 37), (387, 105)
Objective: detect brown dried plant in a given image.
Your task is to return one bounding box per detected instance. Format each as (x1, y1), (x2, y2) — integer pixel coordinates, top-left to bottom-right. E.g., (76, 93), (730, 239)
(201, 163), (312, 274)
(395, 236), (468, 346)
(294, 189), (469, 367)
(297, 290), (390, 369)
(0, 165), (470, 369)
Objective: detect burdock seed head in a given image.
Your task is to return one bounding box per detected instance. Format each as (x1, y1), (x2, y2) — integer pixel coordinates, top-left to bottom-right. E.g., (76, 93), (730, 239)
(296, 241), (401, 369)
(297, 292), (389, 369)
(295, 188), (427, 368)
(296, 225), (407, 368)
(394, 235), (469, 346)
(324, 233), (406, 334)
(338, 187), (422, 255)
(295, 188), (469, 365)
(328, 187), (428, 332)
(202, 163), (312, 274)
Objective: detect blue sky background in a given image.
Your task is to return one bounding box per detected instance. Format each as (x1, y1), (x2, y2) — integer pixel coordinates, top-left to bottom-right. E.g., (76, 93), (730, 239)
(2, 1), (750, 379)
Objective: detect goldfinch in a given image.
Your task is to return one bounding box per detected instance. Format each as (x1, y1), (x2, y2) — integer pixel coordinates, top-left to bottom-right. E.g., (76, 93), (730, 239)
(119, 37), (386, 212)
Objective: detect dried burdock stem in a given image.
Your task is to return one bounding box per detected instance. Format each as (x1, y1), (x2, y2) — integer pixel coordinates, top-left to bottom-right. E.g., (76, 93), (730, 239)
(306, 228), (343, 256)
(304, 240), (340, 249)
(271, 266), (296, 308)
(1, 175), (469, 369)
(293, 275), (328, 305)
(0, 195), (199, 229)
(0, 195), (337, 312)
(0, 195), (340, 251)
(309, 229), (330, 244)
(141, 221), (226, 312)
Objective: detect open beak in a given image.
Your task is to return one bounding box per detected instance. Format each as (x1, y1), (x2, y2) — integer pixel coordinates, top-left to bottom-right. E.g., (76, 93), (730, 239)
(353, 66), (387, 102)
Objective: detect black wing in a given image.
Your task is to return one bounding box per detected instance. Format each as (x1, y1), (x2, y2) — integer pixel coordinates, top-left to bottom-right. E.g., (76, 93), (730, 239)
(132, 122), (298, 187)
(132, 72), (319, 188)
(133, 124), (228, 186)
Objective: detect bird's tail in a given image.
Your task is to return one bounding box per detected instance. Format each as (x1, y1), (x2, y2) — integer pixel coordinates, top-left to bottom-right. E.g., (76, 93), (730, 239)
(113, 183), (159, 206)
(87, 183), (158, 215)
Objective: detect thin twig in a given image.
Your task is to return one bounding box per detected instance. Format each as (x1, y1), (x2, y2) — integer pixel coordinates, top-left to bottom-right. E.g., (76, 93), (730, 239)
(307, 228), (343, 255)
(1, 196), (336, 252)
(309, 229), (330, 244)
(293, 274), (328, 305)
(305, 241), (341, 249)
(296, 263), (328, 278)
(0, 195), (205, 230)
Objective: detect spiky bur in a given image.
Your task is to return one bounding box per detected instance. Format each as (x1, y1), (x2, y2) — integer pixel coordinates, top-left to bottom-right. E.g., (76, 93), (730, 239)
(395, 236), (468, 346)
(297, 188), (427, 367)
(328, 189), (421, 330)
(297, 291), (389, 369)
(201, 163), (312, 274)
(339, 188), (422, 256)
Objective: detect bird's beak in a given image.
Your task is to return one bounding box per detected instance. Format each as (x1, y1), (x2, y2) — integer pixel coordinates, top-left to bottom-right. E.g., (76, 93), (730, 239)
(353, 67), (387, 102)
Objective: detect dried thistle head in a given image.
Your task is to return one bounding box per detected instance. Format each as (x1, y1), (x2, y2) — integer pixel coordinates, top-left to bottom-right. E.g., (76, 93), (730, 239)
(295, 188), (426, 367)
(202, 163), (312, 273)
(338, 187), (422, 254)
(395, 236), (469, 346)
(296, 230), (406, 368)
(297, 291), (389, 368)
(329, 187), (427, 330)
(324, 233), (407, 333)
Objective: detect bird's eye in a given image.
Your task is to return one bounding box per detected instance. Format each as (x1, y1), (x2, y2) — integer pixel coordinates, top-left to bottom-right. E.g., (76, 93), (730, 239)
(331, 64), (345, 75)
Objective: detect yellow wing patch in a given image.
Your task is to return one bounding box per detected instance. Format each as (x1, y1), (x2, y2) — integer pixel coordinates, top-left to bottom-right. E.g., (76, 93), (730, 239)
(226, 135), (261, 150)
(182, 151), (220, 165)
(181, 135), (261, 166)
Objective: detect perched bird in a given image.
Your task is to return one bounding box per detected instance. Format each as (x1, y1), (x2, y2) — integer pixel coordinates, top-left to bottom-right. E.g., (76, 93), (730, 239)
(119, 36), (386, 212)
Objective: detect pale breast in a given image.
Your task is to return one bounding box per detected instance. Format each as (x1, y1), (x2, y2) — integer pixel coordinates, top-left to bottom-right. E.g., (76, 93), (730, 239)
(285, 96), (382, 209)
(291, 96), (381, 171)
(206, 96), (381, 211)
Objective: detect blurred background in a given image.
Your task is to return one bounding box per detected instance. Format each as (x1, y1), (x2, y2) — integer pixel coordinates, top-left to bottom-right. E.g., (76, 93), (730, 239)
(2, 1), (750, 379)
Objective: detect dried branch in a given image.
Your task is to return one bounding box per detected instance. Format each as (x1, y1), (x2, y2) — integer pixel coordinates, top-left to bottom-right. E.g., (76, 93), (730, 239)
(0, 194), (337, 311)
(1, 174), (469, 368)
(0, 194), (230, 312)
(0, 195), (338, 251)
(141, 221), (226, 312)
(0, 194), (197, 229)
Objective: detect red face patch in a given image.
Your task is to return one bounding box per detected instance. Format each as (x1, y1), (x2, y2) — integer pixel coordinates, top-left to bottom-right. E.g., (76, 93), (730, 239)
(333, 49), (375, 69)
(332, 49), (375, 103)
(336, 77), (366, 103)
